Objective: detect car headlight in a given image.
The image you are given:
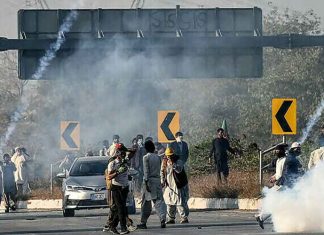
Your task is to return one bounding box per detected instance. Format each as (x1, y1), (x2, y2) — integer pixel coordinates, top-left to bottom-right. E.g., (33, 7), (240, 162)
(66, 185), (84, 191)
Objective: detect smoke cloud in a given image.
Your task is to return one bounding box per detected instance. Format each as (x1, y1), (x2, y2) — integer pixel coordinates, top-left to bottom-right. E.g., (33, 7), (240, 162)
(298, 96), (324, 144)
(0, 10), (79, 156)
(32, 10), (78, 80)
(261, 162), (324, 232)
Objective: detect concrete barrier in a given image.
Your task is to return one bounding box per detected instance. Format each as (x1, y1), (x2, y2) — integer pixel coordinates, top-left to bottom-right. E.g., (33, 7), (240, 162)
(0, 198), (260, 210)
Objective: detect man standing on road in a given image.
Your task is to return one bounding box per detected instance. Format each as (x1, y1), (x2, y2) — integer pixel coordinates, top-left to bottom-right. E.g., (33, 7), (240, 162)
(170, 132), (189, 165)
(209, 128), (236, 184)
(103, 143), (131, 234)
(137, 140), (167, 229)
(162, 147), (189, 224)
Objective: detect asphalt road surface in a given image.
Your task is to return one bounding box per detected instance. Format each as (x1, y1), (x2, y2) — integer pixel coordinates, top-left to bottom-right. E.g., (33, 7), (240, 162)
(0, 209), (320, 235)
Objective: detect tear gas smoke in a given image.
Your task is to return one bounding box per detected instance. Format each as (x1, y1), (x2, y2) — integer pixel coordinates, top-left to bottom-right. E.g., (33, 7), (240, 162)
(298, 96), (324, 144)
(261, 162), (324, 232)
(32, 10), (78, 80)
(0, 11), (78, 155)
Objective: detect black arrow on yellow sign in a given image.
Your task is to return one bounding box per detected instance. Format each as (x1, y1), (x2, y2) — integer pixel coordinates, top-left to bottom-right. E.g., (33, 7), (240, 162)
(275, 100), (293, 132)
(160, 112), (176, 141)
(62, 122), (78, 148)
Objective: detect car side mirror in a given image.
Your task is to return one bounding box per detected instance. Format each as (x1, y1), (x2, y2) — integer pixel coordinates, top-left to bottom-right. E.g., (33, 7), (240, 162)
(56, 172), (66, 178)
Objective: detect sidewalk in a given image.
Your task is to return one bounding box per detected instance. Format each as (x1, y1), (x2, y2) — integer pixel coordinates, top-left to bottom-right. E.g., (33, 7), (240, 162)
(0, 198), (260, 210)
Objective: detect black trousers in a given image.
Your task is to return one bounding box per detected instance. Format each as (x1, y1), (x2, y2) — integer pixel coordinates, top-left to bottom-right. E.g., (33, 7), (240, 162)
(107, 185), (129, 229)
(4, 191), (17, 208)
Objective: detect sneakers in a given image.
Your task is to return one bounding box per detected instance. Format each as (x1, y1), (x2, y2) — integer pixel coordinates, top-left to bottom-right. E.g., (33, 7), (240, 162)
(102, 226), (120, 234)
(10, 205), (16, 211)
(180, 218), (189, 224)
(127, 224), (137, 232)
(136, 223), (147, 229)
(256, 216), (264, 229)
(119, 228), (130, 235)
(166, 219), (175, 224)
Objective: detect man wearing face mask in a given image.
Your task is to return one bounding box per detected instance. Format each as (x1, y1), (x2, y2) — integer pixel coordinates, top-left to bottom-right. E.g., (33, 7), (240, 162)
(103, 143), (132, 234)
(283, 142), (304, 188)
(170, 132), (189, 166)
(107, 135), (120, 158)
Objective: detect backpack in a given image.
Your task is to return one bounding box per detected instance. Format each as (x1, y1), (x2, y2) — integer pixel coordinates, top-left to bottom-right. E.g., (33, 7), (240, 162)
(172, 168), (188, 189)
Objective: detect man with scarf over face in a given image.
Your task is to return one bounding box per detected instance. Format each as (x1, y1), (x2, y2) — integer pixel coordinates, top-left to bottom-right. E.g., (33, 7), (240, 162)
(103, 143), (133, 234)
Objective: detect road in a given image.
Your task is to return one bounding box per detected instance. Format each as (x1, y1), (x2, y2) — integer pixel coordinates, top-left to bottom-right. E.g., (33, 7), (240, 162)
(0, 209), (319, 235)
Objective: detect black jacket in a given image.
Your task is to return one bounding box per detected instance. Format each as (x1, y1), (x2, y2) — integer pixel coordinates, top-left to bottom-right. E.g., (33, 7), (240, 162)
(170, 141), (189, 164)
(209, 138), (235, 171)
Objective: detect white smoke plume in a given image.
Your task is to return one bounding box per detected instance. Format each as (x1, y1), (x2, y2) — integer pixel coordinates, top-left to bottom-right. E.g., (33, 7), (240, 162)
(32, 10), (78, 80)
(0, 10), (78, 155)
(261, 161), (324, 232)
(298, 96), (324, 144)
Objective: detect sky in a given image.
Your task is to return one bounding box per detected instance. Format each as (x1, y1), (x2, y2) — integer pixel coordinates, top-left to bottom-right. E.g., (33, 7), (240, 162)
(1, 0), (324, 38)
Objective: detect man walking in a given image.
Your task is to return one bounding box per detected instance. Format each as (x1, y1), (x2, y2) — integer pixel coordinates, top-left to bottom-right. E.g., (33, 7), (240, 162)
(103, 143), (131, 234)
(137, 140), (167, 229)
(209, 128), (236, 184)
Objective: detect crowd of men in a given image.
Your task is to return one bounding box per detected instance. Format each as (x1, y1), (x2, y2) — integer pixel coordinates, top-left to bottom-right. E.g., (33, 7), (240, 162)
(99, 131), (190, 234)
(0, 147), (32, 213)
(1, 125), (323, 233)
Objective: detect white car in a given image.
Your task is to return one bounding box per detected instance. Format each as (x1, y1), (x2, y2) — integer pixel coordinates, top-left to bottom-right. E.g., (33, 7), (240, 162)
(58, 156), (109, 217)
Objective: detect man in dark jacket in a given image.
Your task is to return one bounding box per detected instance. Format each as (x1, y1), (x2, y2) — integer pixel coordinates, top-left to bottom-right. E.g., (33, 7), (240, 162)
(283, 142), (304, 188)
(170, 132), (189, 165)
(209, 128), (236, 184)
(0, 154), (17, 213)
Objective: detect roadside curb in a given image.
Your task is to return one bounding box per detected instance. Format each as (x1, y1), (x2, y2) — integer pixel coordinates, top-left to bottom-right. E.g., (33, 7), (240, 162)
(0, 198), (260, 210)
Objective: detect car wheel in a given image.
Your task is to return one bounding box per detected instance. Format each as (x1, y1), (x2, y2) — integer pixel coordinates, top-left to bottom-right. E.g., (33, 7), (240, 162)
(63, 209), (75, 217)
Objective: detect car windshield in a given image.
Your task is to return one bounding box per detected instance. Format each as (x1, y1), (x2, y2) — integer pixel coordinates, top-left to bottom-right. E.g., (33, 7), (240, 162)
(69, 159), (108, 176)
